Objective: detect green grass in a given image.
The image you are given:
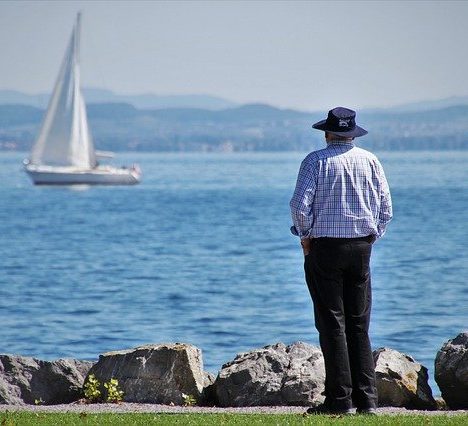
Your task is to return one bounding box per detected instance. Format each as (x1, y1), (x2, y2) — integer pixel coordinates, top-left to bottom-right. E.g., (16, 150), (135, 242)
(0, 413), (467, 426)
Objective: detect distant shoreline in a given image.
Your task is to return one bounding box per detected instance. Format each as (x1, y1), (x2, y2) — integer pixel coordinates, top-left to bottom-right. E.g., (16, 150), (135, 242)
(2, 149), (468, 155)
(1, 102), (468, 152)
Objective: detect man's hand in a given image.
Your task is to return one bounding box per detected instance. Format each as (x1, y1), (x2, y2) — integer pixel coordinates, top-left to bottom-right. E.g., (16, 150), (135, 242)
(301, 238), (311, 256)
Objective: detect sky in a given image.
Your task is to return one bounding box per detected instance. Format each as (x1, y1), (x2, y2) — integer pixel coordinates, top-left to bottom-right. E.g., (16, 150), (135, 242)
(1, 0), (467, 111)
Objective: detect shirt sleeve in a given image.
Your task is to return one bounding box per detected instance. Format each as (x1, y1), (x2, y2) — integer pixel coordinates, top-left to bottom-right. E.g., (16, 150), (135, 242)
(376, 160), (393, 238)
(290, 158), (318, 239)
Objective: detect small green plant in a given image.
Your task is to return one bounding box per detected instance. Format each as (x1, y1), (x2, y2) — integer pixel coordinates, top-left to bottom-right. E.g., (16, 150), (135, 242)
(104, 378), (124, 403)
(83, 374), (124, 403)
(182, 393), (197, 407)
(83, 374), (101, 402)
(34, 397), (44, 405)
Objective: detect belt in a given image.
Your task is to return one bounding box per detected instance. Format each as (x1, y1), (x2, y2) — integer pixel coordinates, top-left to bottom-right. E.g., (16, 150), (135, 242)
(313, 235), (375, 243)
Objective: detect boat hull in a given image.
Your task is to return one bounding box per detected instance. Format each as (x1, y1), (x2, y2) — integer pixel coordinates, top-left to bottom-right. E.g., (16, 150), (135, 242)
(25, 165), (140, 185)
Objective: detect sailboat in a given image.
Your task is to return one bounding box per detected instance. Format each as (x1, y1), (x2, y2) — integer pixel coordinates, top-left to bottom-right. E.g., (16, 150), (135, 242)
(24, 13), (141, 185)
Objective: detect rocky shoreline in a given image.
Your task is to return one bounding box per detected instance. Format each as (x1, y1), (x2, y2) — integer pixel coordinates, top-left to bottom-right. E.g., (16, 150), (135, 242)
(1, 332), (467, 411)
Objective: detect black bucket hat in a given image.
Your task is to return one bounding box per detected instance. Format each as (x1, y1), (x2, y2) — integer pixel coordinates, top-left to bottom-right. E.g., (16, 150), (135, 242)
(312, 107), (368, 138)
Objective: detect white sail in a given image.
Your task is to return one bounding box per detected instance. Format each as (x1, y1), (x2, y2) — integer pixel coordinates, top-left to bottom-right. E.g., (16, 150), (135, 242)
(25, 13), (140, 185)
(30, 13), (96, 169)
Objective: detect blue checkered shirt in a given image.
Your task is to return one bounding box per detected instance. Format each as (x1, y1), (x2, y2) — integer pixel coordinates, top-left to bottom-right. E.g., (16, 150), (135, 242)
(290, 141), (392, 239)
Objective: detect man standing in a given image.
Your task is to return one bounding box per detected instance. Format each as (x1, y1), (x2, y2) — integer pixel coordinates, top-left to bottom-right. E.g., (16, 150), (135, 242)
(290, 107), (392, 415)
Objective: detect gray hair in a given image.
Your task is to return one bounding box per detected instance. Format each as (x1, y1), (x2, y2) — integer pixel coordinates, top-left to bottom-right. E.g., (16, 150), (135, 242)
(325, 132), (354, 142)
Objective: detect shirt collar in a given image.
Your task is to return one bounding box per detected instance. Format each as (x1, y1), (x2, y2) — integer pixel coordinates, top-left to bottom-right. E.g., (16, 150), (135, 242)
(327, 140), (355, 146)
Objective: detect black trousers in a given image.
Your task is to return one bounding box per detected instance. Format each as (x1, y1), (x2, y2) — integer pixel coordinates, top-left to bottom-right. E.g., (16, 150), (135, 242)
(304, 236), (377, 410)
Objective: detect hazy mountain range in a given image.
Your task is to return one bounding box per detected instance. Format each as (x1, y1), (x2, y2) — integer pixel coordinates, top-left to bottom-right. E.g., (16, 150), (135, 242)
(0, 90), (467, 152)
(2, 88), (468, 112)
(0, 89), (237, 110)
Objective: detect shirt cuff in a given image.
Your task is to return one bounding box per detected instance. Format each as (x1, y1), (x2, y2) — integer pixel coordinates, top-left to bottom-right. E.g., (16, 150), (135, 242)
(290, 225), (311, 239)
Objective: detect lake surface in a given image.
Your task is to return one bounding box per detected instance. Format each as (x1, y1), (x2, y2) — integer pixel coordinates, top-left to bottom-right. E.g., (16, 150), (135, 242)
(0, 151), (467, 394)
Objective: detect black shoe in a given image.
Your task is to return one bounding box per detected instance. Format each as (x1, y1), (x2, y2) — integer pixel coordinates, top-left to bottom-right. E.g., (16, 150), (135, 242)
(306, 404), (354, 415)
(356, 407), (377, 415)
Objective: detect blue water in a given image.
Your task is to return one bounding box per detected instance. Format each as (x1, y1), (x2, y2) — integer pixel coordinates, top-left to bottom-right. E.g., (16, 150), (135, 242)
(1, 151), (467, 395)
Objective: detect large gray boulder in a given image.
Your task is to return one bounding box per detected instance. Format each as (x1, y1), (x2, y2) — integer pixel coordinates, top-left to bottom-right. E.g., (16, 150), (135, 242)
(0, 355), (93, 405)
(214, 342), (325, 407)
(435, 332), (468, 409)
(86, 343), (207, 405)
(374, 347), (436, 410)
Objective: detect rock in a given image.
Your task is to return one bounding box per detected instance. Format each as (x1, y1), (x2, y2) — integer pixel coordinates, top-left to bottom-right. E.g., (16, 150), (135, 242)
(435, 332), (468, 409)
(200, 371), (217, 406)
(0, 355), (93, 405)
(373, 347), (436, 410)
(86, 343), (207, 405)
(214, 342), (325, 407)
(203, 371), (216, 388)
(435, 396), (448, 411)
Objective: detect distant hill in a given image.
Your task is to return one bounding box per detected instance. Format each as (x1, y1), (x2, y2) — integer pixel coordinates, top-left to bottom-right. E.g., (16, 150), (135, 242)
(4, 89), (468, 113)
(0, 91), (50, 108)
(0, 102), (467, 152)
(0, 89), (237, 111)
(361, 96), (468, 114)
(386, 96), (468, 112)
(0, 104), (43, 126)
